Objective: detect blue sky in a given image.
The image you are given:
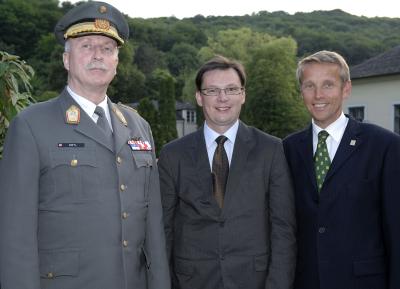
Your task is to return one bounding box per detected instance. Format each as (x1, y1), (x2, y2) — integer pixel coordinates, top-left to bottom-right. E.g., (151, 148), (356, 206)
(69, 0), (399, 19)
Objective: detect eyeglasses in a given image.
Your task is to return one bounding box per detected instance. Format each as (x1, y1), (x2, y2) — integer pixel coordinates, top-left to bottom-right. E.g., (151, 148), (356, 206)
(200, 86), (244, 96)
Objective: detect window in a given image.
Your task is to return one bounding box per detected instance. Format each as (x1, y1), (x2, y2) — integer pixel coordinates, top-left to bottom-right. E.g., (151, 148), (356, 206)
(348, 106), (364, 122)
(394, 105), (400, 134)
(186, 110), (195, 123)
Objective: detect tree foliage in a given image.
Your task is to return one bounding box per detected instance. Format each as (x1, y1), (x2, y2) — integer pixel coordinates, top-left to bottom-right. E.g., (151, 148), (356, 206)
(1, 0), (400, 144)
(245, 39), (309, 137)
(0, 51), (35, 157)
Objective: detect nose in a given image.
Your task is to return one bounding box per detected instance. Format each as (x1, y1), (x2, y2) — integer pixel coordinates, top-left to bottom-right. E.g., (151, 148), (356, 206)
(315, 86), (324, 99)
(92, 46), (104, 60)
(217, 89), (229, 102)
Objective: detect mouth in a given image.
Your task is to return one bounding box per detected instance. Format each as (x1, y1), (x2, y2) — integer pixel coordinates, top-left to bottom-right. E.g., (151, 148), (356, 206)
(313, 103), (328, 110)
(215, 106), (230, 112)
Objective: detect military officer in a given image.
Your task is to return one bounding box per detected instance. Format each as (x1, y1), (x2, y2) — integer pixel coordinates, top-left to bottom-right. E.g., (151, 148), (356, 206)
(0, 2), (170, 289)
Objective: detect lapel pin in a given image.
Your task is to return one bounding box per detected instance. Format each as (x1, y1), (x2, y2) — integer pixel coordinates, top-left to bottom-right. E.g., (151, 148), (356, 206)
(350, 139), (356, 146)
(66, 105), (80, 124)
(112, 106), (128, 126)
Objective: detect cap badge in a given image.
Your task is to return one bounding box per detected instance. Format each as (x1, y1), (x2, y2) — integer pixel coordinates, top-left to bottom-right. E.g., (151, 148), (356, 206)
(99, 5), (107, 14)
(66, 105), (80, 124)
(94, 19), (110, 30)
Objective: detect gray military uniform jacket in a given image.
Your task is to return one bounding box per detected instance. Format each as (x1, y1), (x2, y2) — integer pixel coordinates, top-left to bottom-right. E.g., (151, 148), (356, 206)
(0, 89), (170, 289)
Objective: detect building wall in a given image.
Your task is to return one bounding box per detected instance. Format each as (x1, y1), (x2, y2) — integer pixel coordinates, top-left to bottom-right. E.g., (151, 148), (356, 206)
(345, 74), (400, 131)
(176, 109), (198, 138)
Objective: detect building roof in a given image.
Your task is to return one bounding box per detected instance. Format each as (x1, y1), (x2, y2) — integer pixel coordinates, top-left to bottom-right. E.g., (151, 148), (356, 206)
(350, 45), (400, 79)
(175, 101), (196, 111)
(129, 100), (195, 111)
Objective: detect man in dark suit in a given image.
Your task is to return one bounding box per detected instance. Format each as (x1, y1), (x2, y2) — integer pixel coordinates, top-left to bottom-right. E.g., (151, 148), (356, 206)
(0, 2), (169, 289)
(158, 55), (296, 289)
(283, 50), (400, 289)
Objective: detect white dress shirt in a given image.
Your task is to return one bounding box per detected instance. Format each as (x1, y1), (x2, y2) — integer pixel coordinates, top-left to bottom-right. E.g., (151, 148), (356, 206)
(312, 112), (349, 161)
(203, 120), (239, 169)
(67, 86), (113, 131)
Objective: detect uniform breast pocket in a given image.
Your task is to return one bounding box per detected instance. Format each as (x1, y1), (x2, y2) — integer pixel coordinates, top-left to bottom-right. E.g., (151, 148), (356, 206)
(132, 151), (153, 200)
(48, 148), (98, 203)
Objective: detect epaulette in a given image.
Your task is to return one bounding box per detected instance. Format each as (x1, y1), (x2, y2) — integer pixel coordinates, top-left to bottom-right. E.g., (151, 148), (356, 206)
(117, 102), (139, 114)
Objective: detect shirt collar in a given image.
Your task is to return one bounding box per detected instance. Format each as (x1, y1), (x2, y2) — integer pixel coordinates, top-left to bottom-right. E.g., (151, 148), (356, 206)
(204, 120), (239, 149)
(67, 86), (109, 120)
(312, 112), (348, 142)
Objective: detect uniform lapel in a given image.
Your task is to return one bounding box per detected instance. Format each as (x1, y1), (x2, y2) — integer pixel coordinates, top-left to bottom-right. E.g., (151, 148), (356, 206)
(58, 89), (114, 152)
(109, 102), (131, 155)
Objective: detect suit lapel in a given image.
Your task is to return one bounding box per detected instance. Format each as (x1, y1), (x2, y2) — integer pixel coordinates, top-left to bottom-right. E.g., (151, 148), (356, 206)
(222, 122), (253, 215)
(189, 129), (218, 215)
(298, 125), (319, 199)
(58, 89), (114, 152)
(324, 117), (362, 185)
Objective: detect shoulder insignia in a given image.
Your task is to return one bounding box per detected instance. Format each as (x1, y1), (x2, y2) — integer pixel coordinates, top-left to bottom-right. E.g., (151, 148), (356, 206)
(112, 105), (128, 126)
(117, 102), (139, 114)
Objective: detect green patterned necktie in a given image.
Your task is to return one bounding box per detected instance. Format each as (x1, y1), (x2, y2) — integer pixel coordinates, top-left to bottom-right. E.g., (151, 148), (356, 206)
(314, 130), (331, 192)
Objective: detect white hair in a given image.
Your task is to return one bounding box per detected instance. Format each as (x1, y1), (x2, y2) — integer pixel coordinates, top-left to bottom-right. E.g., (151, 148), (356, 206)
(64, 39), (71, 52)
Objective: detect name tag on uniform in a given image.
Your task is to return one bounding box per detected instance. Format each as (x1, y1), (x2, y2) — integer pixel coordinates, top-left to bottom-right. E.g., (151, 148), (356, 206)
(58, 143), (85, 148)
(128, 139), (152, 151)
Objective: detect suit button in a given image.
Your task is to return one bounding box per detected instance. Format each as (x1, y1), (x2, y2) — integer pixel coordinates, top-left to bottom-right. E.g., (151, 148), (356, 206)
(47, 272), (54, 279)
(116, 156), (122, 164)
(318, 227), (326, 234)
(122, 212), (129, 219)
(120, 184), (126, 191)
(219, 254), (224, 260)
(219, 220), (225, 227)
(123, 240), (128, 247)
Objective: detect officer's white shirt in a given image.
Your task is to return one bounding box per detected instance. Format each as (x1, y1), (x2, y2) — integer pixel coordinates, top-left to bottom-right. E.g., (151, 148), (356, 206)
(204, 120), (239, 169)
(312, 112), (348, 161)
(67, 85), (113, 131)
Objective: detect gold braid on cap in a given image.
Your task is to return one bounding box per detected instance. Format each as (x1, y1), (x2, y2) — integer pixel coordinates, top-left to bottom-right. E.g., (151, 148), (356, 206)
(64, 19), (124, 45)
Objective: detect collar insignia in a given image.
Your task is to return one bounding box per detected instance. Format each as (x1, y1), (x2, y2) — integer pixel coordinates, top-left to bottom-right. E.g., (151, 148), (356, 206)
(66, 105), (80, 124)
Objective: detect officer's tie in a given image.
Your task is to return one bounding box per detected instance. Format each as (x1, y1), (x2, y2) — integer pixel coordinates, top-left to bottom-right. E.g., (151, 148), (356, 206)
(212, 135), (229, 208)
(314, 130), (331, 192)
(94, 106), (112, 138)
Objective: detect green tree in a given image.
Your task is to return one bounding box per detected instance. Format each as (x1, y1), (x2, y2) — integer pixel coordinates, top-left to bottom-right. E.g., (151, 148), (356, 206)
(154, 70), (177, 149)
(137, 97), (161, 153)
(0, 51), (35, 157)
(245, 38), (309, 137)
(108, 41), (146, 104)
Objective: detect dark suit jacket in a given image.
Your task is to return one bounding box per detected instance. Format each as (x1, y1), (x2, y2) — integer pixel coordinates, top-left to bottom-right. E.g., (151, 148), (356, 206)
(283, 116), (400, 289)
(0, 89), (170, 289)
(158, 121), (296, 289)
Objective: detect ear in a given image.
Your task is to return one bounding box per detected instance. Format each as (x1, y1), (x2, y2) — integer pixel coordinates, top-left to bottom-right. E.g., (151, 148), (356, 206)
(241, 89), (246, 105)
(63, 52), (70, 71)
(342, 80), (352, 100)
(195, 91), (203, 107)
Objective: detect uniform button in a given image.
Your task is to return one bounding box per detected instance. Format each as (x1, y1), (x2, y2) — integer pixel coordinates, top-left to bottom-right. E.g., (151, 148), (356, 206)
(219, 220), (225, 227)
(116, 156), (122, 164)
(70, 159), (78, 167)
(219, 254), (224, 260)
(47, 272), (54, 279)
(123, 240), (128, 247)
(120, 184), (126, 191)
(318, 227), (326, 234)
(122, 212), (129, 219)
